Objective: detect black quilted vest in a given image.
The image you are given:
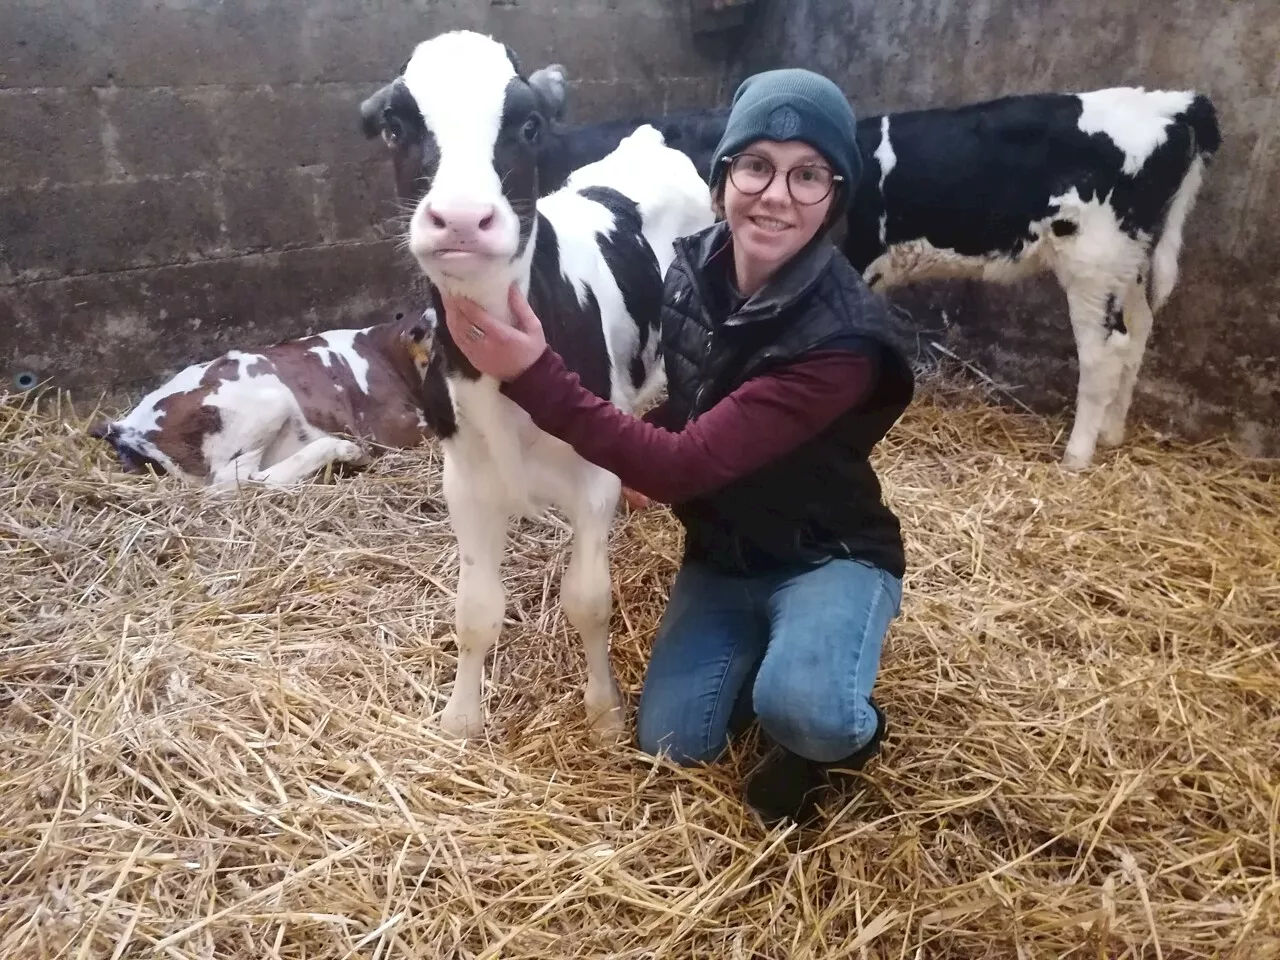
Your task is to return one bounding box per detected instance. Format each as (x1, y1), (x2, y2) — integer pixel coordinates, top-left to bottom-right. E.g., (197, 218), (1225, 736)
(659, 221), (915, 578)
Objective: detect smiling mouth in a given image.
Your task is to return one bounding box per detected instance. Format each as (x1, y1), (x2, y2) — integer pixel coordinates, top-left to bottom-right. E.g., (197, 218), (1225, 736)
(749, 216), (793, 232)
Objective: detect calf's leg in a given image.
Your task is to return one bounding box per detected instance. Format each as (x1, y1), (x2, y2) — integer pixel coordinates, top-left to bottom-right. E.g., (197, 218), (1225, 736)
(438, 452), (508, 739)
(1100, 276), (1156, 448)
(209, 448), (266, 488)
(1061, 282), (1131, 471)
(249, 435), (369, 487)
(206, 408), (291, 488)
(562, 467), (625, 738)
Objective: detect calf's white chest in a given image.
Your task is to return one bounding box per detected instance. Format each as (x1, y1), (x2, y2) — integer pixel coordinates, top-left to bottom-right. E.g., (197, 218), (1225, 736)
(445, 379), (615, 519)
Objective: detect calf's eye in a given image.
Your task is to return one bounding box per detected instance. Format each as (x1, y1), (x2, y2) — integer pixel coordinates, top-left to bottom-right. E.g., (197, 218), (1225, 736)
(521, 116), (542, 145)
(382, 112), (405, 147)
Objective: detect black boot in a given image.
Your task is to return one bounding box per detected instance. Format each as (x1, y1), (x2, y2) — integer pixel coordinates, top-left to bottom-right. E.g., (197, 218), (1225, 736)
(744, 746), (826, 826)
(744, 700), (888, 827)
(826, 699), (888, 779)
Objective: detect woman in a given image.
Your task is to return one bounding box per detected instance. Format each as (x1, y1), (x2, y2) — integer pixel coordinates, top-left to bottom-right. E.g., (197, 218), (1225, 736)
(440, 68), (916, 826)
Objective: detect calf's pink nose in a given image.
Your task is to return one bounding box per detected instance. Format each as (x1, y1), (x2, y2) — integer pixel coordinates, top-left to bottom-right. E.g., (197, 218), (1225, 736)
(426, 201), (497, 235)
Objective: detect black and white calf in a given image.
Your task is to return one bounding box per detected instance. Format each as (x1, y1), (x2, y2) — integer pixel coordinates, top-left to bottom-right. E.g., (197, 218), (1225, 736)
(540, 88), (1220, 469)
(850, 88), (1221, 469)
(359, 30), (714, 739)
(540, 106), (731, 189)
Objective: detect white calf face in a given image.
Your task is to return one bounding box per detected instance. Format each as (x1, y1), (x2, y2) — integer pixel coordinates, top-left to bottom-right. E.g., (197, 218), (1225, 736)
(360, 31), (561, 289)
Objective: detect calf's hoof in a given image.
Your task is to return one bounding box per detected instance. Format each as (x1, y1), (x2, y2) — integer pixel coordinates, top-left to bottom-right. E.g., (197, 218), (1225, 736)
(1060, 449), (1093, 472)
(246, 470), (294, 488)
(585, 682), (626, 741)
(1098, 422), (1126, 449)
(336, 440), (372, 467)
(588, 705), (627, 742)
(439, 697), (485, 741)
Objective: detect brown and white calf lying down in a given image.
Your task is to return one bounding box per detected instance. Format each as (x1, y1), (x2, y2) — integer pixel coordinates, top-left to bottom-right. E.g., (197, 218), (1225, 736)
(89, 307), (438, 487)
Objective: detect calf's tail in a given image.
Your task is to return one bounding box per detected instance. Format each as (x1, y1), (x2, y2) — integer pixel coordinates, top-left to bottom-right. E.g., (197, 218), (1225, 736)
(1148, 94), (1220, 312)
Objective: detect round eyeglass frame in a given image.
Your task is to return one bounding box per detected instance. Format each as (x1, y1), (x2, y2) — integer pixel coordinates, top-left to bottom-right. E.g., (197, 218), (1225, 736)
(720, 152), (844, 206)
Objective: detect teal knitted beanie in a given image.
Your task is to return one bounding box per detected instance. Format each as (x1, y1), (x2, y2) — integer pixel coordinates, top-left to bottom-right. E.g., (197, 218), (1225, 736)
(710, 68), (861, 210)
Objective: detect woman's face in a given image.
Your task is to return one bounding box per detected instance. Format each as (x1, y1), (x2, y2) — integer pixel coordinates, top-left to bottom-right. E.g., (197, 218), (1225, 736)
(723, 139), (837, 287)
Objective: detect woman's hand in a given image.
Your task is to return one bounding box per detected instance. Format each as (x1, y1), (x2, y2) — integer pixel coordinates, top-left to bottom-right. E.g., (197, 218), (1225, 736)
(440, 282), (548, 381)
(621, 486), (653, 511)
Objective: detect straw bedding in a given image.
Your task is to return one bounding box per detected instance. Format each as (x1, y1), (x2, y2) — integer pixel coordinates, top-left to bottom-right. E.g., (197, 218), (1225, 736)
(2, 374), (1277, 959)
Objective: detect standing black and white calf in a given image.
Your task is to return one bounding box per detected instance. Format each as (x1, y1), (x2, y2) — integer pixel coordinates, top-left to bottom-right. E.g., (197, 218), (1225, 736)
(849, 88), (1221, 469)
(539, 88), (1220, 470)
(359, 30), (714, 738)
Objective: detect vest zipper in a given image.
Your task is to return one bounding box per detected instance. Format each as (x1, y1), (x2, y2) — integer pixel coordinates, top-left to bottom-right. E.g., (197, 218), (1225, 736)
(692, 328), (716, 414)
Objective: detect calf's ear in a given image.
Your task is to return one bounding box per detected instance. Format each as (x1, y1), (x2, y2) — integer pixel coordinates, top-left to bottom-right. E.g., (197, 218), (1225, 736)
(528, 64), (569, 122)
(503, 43), (523, 76)
(359, 83), (397, 140)
(402, 314), (435, 369)
(87, 418), (115, 441)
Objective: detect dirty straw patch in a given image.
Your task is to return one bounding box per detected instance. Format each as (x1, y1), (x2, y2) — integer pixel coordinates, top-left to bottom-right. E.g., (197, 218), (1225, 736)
(1, 382), (1277, 960)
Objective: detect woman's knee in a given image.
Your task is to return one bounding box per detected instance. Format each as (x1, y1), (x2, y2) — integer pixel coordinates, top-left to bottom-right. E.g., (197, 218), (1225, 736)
(751, 675), (878, 763)
(635, 694), (725, 766)
(632, 560), (766, 767)
(754, 560), (900, 761)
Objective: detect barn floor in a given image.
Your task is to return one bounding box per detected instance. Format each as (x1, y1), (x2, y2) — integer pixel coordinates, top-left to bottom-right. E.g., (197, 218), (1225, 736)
(2, 374), (1278, 960)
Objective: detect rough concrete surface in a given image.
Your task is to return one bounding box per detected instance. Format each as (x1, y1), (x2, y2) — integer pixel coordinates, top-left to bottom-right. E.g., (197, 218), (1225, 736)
(5, 0), (1276, 458)
(735, 0), (1280, 457)
(2, 0), (734, 401)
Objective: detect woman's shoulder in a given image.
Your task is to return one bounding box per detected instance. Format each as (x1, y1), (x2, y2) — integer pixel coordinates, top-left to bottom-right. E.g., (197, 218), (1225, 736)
(817, 245), (878, 301)
(796, 248), (884, 327)
(660, 255), (701, 318)
(802, 248), (916, 375)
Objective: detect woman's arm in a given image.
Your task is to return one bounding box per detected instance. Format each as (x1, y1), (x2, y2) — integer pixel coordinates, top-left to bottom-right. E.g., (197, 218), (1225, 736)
(434, 282), (879, 504)
(640, 401), (673, 431)
(502, 346), (877, 503)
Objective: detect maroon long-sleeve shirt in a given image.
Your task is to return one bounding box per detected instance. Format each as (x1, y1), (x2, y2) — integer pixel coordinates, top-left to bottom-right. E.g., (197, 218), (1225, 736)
(501, 345), (877, 504)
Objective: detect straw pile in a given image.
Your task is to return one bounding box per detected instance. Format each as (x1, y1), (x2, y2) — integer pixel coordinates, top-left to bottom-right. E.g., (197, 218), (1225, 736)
(2, 374), (1277, 960)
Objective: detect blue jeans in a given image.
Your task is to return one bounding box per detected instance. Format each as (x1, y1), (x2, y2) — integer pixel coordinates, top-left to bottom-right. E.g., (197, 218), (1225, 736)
(635, 557), (903, 765)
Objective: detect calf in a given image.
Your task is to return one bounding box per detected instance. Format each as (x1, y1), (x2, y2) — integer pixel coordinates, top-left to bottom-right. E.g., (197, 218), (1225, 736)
(852, 88), (1221, 470)
(539, 88), (1221, 470)
(358, 30), (714, 739)
(540, 106), (731, 188)
(89, 308), (438, 487)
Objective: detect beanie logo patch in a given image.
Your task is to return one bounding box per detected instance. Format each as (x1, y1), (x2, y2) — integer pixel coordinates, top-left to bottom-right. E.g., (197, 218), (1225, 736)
(765, 105), (802, 140)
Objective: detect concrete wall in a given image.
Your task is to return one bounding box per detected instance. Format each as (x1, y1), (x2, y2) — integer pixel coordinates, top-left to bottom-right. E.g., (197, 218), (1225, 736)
(1, 0), (734, 401)
(735, 0), (1280, 457)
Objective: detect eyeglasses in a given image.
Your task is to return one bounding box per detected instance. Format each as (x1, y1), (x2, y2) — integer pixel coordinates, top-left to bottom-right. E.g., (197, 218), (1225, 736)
(721, 152), (843, 205)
